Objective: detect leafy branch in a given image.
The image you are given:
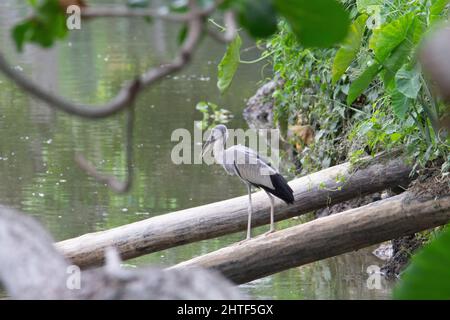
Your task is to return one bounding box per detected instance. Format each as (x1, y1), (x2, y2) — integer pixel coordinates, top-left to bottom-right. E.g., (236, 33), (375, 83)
(0, 0), (351, 192)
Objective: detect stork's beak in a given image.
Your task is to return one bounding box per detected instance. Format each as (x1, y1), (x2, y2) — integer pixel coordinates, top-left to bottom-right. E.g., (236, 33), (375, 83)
(202, 135), (215, 157)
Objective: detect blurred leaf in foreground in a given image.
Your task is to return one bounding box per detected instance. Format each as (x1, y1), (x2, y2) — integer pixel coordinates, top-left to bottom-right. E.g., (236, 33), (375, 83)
(394, 227), (450, 300)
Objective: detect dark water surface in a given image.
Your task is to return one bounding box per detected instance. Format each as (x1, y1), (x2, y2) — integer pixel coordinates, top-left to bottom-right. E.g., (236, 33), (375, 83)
(0, 0), (393, 299)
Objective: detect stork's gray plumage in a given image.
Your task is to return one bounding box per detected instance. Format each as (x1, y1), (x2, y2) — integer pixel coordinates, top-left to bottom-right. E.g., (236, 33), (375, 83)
(202, 125), (294, 240)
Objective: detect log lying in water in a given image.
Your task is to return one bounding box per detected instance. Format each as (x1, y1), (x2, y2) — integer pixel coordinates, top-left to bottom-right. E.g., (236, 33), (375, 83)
(172, 193), (450, 284)
(57, 157), (411, 268)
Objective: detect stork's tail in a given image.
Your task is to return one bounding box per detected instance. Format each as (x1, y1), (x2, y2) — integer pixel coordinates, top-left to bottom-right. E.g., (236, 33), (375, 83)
(264, 173), (294, 204)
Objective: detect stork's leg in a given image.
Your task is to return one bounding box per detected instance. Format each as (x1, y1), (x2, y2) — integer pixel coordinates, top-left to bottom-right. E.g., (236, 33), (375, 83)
(264, 191), (275, 235)
(246, 183), (253, 240)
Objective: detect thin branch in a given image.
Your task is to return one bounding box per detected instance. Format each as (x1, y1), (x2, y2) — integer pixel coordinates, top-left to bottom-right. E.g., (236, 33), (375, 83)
(0, 1), (212, 192)
(80, 7), (188, 22)
(0, 2), (210, 119)
(0, 53), (138, 118)
(206, 28), (228, 42)
(239, 51), (274, 64)
(75, 107), (135, 193)
(71, 1), (204, 191)
(80, 1), (221, 22)
(206, 11), (238, 44)
(223, 11), (238, 41)
(140, 8), (203, 86)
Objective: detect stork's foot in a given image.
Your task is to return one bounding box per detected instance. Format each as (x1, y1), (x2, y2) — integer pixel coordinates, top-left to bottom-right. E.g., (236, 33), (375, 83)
(263, 229), (275, 236)
(237, 238), (251, 245)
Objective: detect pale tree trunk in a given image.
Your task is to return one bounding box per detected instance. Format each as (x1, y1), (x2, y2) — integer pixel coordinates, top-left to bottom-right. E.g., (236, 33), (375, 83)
(57, 157), (411, 268)
(172, 193), (450, 284)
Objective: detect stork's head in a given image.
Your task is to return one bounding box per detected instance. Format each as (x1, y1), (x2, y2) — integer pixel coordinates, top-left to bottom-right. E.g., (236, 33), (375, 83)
(202, 124), (228, 156)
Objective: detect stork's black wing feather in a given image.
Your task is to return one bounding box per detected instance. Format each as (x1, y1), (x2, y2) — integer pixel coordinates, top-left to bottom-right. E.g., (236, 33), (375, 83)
(255, 173), (294, 204)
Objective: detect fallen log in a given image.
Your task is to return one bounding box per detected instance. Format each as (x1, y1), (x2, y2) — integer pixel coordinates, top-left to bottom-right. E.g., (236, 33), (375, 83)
(172, 193), (450, 284)
(57, 156), (411, 268)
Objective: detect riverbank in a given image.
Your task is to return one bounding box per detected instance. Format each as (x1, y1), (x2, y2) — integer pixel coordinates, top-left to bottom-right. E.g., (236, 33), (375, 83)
(242, 79), (450, 283)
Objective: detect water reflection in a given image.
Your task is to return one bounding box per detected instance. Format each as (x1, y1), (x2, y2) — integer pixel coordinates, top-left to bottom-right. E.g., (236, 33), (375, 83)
(0, 0), (393, 299)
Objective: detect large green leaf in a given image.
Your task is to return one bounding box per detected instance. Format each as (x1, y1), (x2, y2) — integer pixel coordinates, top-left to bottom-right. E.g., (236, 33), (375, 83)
(429, 0), (449, 24)
(395, 66), (422, 99)
(217, 34), (242, 94)
(237, 0), (278, 38)
(389, 87), (411, 120)
(274, 0), (350, 48)
(380, 17), (421, 86)
(347, 62), (381, 105)
(369, 13), (414, 63)
(382, 15), (425, 87)
(332, 14), (368, 84)
(394, 227), (450, 300)
(381, 40), (413, 87)
(411, 15), (426, 45)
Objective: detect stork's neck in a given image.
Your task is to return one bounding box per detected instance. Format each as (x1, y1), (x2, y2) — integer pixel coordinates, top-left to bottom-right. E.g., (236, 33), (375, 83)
(212, 138), (226, 165)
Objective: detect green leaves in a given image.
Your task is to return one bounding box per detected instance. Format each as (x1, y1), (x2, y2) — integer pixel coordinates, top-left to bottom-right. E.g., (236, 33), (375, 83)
(395, 66), (422, 99)
(232, 0), (350, 46)
(381, 37), (414, 86)
(346, 13), (423, 107)
(332, 14), (368, 84)
(386, 65), (421, 120)
(237, 0), (278, 38)
(429, 0), (449, 24)
(274, 0), (350, 48)
(394, 227), (450, 300)
(12, 0), (68, 52)
(217, 34), (242, 94)
(380, 15), (424, 86)
(369, 13), (414, 63)
(389, 86), (411, 120)
(347, 62), (380, 105)
(218, 0), (352, 93)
